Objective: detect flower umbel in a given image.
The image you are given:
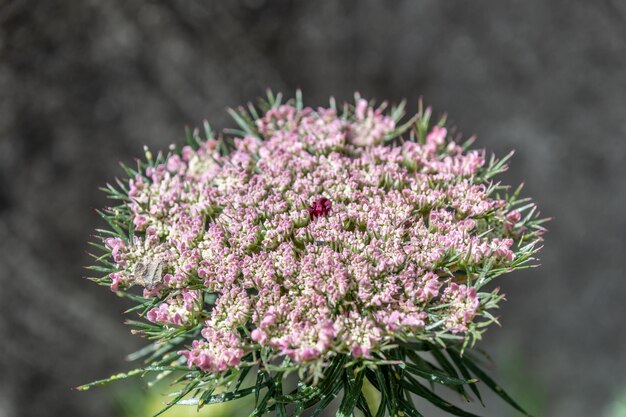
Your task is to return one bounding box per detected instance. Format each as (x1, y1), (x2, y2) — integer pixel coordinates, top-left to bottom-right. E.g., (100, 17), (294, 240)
(81, 92), (546, 417)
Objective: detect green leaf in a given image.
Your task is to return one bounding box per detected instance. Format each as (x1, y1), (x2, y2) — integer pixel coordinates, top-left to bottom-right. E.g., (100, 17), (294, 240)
(310, 377), (343, 417)
(74, 369), (144, 391)
(456, 351), (532, 416)
(85, 264), (116, 273)
(234, 366), (252, 392)
(182, 380), (272, 407)
(404, 349), (444, 374)
(374, 395), (387, 417)
(95, 209), (127, 239)
(250, 381), (274, 417)
(292, 402), (305, 417)
(227, 107), (258, 138)
(74, 366), (188, 391)
(398, 398), (425, 417)
(378, 367), (399, 416)
(126, 342), (160, 362)
(298, 355), (347, 408)
(401, 376), (483, 417)
(447, 348), (485, 406)
(364, 369), (381, 391)
(274, 373), (287, 417)
(430, 347), (472, 400)
(295, 89), (304, 111)
(337, 369), (365, 417)
(403, 362), (477, 386)
(355, 390), (374, 417)
(254, 371), (265, 406)
(152, 380), (199, 417)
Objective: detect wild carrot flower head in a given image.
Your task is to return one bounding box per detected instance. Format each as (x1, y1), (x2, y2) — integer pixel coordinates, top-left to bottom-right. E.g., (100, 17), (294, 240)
(85, 92), (546, 416)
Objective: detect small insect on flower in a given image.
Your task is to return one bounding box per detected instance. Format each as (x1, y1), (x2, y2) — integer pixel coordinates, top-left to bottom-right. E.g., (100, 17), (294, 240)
(130, 259), (165, 290)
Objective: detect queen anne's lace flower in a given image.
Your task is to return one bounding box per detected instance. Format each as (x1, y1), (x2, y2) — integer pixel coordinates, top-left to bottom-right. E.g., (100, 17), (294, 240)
(86, 94), (545, 417)
(101, 97), (541, 373)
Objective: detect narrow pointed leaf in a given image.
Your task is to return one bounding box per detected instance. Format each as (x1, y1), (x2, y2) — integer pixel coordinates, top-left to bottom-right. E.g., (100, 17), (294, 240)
(401, 376), (483, 417)
(458, 352), (532, 416)
(447, 348), (485, 406)
(399, 399), (425, 417)
(404, 362), (477, 386)
(337, 369), (365, 417)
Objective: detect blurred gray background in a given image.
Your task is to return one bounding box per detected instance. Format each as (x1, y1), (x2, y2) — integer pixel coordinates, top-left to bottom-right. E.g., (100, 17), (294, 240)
(1, 1), (625, 416)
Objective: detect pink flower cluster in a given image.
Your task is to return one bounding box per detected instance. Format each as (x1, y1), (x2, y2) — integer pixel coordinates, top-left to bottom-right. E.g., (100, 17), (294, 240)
(181, 327), (245, 372)
(146, 289), (201, 327)
(105, 98), (528, 373)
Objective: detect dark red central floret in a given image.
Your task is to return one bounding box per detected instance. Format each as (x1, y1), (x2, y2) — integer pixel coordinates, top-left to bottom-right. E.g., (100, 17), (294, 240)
(308, 197), (332, 220)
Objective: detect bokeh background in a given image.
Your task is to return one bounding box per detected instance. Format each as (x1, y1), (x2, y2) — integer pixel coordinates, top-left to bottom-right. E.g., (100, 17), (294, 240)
(1, 1), (626, 416)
